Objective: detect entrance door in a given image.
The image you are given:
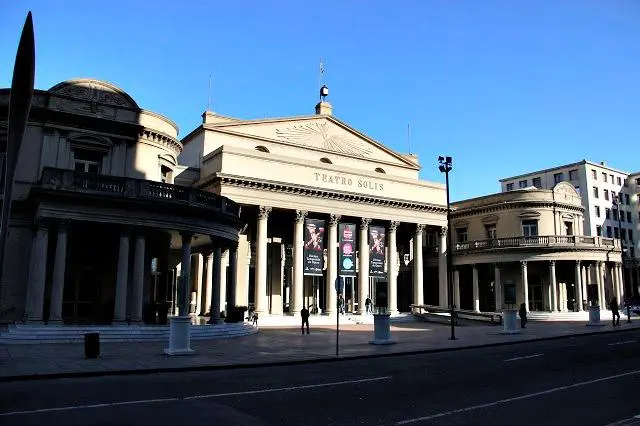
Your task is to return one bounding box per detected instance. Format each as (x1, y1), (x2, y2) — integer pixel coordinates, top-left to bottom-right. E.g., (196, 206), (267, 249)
(529, 284), (544, 311)
(62, 265), (102, 323)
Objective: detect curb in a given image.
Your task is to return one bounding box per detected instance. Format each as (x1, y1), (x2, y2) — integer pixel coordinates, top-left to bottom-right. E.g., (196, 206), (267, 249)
(1, 326), (637, 383)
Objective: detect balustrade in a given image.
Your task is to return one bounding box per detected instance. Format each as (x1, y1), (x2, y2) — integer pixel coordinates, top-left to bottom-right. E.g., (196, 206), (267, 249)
(455, 235), (617, 251)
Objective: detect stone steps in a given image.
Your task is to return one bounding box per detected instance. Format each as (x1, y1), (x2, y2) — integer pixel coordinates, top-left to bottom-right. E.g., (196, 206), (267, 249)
(0, 322), (258, 344)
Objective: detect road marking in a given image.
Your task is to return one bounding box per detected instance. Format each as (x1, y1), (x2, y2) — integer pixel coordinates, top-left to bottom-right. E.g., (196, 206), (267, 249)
(503, 353), (544, 362)
(608, 340), (636, 346)
(396, 369), (640, 425)
(0, 376), (391, 417)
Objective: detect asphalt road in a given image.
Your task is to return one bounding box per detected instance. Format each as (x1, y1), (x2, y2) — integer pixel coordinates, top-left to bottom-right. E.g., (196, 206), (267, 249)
(0, 330), (639, 426)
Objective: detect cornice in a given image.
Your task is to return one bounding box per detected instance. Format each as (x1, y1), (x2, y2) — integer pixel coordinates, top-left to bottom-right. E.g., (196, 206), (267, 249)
(451, 200), (583, 219)
(206, 174), (447, 215)
(138, 128), (182, 156)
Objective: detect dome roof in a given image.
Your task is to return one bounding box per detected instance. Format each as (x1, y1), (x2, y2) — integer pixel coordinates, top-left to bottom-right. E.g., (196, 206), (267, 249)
(48, 78), (139, 109)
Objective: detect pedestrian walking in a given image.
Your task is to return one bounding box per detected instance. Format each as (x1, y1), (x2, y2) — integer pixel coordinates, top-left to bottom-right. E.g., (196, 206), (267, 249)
(252, 311), (259, 326)
(365, 296), (372, 315)
(300, 306), (310, 334)
(519, 303), (527, 329)
(610, 297), (620, 326)
(338, 294), (345, 315)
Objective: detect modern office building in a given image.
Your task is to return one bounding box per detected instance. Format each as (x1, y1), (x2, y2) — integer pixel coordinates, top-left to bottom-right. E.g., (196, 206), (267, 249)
(500, 161), (640, 300)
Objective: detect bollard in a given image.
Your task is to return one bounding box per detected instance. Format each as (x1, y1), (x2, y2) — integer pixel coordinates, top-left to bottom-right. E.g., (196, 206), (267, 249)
(84, 332), (100, 359)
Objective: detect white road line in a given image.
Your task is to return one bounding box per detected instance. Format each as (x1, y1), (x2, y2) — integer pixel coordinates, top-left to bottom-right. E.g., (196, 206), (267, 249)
(608, 340), (637, 346)
(503, 353), (544, 362)
(0, 376), (391, 417)
(396, 369), (640, 425)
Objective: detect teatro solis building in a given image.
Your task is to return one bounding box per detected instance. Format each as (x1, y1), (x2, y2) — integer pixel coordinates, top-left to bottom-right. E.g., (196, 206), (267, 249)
(178, 95), (450, 317)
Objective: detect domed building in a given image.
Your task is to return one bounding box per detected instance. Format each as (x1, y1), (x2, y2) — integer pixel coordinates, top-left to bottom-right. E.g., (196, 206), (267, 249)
(0, 79), (244, 326)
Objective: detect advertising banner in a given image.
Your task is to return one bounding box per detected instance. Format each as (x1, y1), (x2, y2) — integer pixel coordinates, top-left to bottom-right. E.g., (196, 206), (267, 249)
(303, 218), (325, 276)
(339, 223), (357, 276)
(368, 225), (386, 277)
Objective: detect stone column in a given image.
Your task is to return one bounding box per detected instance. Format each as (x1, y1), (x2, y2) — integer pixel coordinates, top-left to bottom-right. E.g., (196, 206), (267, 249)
(227, 244), (238, 308)
(472, 264), (480, 312)
(292, 210), (307, 315)
(113, 228), (130, 323)
(209, 245), (222, 323)
(220, 248), (229, 313)
(255, 206), (271, 314)
(358, 218), (371, 314)
(131, 233), (146, 323)
(494, 264), (502, 311)
(521, 261), (529, 312)
(388, 221), (399, 314)
(25, 221), (50, 323)
(49, 221), (69, 323)
(193, 254), (203, 315)
(550, 260), (558, 312)
(201, 250), (213, 315)
(575, 261), (583, 312)
(414, 224), (425, 307)
(178, 232), (193, 317)
(596, 261), (604, 308)
(616, 263), (624, 304)
(438, 226), (447, 307)
(326, 214), (341, 315)
(453, 269), (460, 308)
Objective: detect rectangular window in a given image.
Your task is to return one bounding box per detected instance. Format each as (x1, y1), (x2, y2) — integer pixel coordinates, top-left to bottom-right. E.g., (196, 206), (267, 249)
(610, 174), (614, 183)
(636, 178), (640, 185)
(602, 172), (607, 182)
(564, 221), (574, 236)
(624, 178), (628, 187)
(605, 208), (611, 219)
(456, 227), (468, 243)
(619, 191), (623, 201)
(625, 193), (629, 204)
(532, 177), (541, 188)
(506, 183), (514, 191)
(73, 149), (102, 174)
(607, 226), (612, 238)
(613, 209), (619, 220)
(569, 169), (578, 180)
(485, 225), (497, 240)
(593, 187), (599, 198)
(596, 225), (602, 237)
(595, 206), (601, 217)
(592, 169), (597, 179)
(554, 173), (563, 184)
(629, 229), (633, 243)
(604, 189), (609, 200)
(631, 247), (636, 258)
(614, 227), (619, 238)
(627, 211), (632, 222)
(522, 220), (538, 237)
(617, 176), (622, 185)
(160, 165), (172, 183)
(519, 180), (528, 189)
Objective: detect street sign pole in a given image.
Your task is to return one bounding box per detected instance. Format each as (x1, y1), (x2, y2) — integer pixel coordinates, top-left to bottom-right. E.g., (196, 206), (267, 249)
(335, 275), (344, 358)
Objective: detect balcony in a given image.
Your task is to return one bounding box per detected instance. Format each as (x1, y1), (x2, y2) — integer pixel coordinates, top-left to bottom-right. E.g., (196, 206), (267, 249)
(455, 235), (620, 252)
(37, 167), (240, 217)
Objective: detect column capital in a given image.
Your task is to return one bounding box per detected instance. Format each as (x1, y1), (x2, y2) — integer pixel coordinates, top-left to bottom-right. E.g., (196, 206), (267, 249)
(575, 260), (581, 266)
(295, 210), (308, 222)
(34, 217), (53, 231)
(258, 206), (272, 220)
(329, 214), (341, 226)
(415, 223), (425, 234)
(58, 219), (72, 230)
(180, 231), (194, 243)
(439, 226), (447, 236)
(521, 260), (527, 267)
(360, 217), (371, 229)
(389, 221), (400, 232)
(550, 260), (556, 267)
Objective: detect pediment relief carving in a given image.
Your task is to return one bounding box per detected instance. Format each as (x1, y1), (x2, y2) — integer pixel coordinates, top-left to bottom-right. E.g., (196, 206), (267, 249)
(553, 181), (581, 203)
(49, 79), (138, 109)
(453, 219), (470, 227)
(274, 120), (373, 158)
(481, 214), (499, 224)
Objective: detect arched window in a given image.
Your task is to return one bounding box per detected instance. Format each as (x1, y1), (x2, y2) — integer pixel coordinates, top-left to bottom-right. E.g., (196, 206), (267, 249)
(320, 157), (332, 164)
(375, 167), (386, 174)
(255, 145), (270, 153)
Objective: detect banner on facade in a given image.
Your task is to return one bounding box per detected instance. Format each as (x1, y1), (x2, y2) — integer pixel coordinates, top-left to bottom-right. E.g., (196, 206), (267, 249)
(339, 223), (357, 276)
(369, 225), (386, 277)
(303, 218), (325, 276)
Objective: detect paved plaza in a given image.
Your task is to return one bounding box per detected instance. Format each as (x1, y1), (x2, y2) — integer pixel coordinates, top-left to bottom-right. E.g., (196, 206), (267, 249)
(1, 318), (639, 381)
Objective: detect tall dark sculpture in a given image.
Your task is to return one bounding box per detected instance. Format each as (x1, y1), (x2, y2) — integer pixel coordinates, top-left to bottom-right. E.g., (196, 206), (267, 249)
(0, 12), (36, 307)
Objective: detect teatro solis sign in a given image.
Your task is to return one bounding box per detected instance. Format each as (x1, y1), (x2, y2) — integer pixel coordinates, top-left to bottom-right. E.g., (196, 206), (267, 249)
(314, 172), (384, 191)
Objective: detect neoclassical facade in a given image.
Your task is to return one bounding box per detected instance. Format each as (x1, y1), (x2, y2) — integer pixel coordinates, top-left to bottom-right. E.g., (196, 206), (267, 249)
(450, 183), (624, 313)
(0, 79), (244, 325)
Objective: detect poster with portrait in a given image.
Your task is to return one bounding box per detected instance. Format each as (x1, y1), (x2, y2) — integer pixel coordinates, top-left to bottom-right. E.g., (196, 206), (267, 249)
(303, 218), (325, 276)
(369, 225), (386, 277)
(339, 223), (357, 276)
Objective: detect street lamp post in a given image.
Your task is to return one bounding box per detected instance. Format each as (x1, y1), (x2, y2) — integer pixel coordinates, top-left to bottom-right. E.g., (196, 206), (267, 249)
(438, 156), (456, 340)
(612, 195), (630, 323)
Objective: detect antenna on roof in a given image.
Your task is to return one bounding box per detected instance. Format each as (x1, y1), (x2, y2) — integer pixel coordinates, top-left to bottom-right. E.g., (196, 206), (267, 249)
(407, 124), (412, 154)
(319, 58), (326, 90)
(207, 74), (212, 111)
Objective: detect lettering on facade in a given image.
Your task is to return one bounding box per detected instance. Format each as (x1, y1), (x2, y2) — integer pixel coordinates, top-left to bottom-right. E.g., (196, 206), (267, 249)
(314, 172), (384, 191)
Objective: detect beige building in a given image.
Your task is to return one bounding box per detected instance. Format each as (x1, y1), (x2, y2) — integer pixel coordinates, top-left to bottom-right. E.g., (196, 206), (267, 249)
(0, 79), (244, 325)
(450, 183), (623, 313)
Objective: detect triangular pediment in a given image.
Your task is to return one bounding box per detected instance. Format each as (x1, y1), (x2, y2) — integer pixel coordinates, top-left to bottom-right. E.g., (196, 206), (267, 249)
(206, 115), (419, 169)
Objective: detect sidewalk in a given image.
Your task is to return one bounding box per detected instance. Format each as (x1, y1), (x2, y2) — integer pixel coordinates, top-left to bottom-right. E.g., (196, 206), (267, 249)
(1, 319), (638, 381)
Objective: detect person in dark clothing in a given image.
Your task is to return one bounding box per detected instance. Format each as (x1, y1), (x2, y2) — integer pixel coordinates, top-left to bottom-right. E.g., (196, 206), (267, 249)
(300, 306), (310, 334)
(519, 303), (527, 329)
(610, 297), (620, 326)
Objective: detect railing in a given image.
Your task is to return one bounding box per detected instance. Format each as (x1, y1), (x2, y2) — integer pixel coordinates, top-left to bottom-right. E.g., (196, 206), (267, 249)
(39, 167), (240, 217)
(455, 235), (618, 252)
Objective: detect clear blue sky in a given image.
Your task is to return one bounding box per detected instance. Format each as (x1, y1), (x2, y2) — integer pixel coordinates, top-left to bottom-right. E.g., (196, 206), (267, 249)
(2, 0), (639, 201)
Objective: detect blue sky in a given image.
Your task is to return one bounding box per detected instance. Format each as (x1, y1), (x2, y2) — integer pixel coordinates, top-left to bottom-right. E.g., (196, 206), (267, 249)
(2, 0), (639, 201)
